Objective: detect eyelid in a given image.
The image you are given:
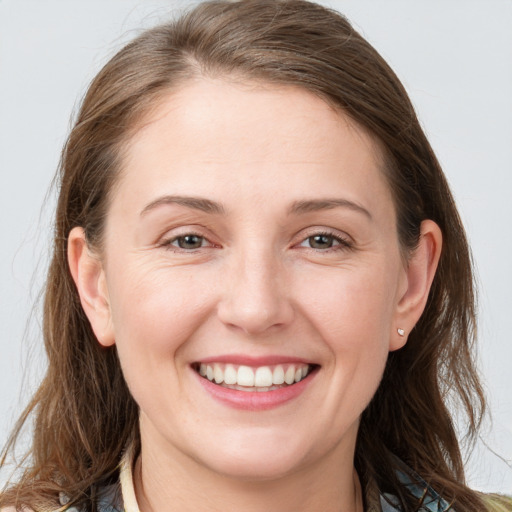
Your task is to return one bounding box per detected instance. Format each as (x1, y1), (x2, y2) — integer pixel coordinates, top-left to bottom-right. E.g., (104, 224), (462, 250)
(157, 226), (220, 251)
(155, 225), (353, 252)
(293, 227), (354, 251)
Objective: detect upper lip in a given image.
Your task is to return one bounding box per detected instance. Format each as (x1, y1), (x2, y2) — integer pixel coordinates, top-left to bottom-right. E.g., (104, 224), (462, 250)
(193, 354), (317, 366)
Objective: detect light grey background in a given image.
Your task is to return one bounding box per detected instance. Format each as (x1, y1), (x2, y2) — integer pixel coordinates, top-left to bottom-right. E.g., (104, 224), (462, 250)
(1, 0), (511, 493)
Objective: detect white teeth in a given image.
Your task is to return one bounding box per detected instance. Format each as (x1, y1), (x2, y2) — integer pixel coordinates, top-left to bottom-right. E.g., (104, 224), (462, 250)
(237, 365), (255, 387)
(213, 364), (224, 384)
(224, 364), (237, 385)
(254, 366), (273, 387)
(284, 366), (296, 385)
(199, 363), (312, 389)
(272, 365), (285, 385)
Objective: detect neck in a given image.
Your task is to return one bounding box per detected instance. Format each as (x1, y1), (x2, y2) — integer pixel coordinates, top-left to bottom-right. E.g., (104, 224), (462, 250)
(133, 430), (364, 512)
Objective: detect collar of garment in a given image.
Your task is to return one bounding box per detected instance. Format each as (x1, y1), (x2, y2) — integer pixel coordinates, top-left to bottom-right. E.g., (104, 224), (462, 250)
(67, 444), (452, 512)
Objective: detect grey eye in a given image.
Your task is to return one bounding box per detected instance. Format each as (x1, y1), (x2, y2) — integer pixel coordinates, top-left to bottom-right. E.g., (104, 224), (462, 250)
(174, 234), (205, 249)
(307, 234), (337, 249)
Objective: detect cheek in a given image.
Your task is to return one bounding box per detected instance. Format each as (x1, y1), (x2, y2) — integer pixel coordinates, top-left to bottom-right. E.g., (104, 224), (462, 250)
(104, 265), (220, 417)
(293, 264), (397, 411)
(295, 263), (398, 347)
(106, 262), (216, 367)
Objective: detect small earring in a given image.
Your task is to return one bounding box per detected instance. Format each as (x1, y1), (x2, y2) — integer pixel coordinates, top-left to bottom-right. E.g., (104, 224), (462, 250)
(397, 328), (405, 337)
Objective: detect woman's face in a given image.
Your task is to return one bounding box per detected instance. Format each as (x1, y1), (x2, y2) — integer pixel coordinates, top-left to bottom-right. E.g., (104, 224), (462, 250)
(76, 78), (422, 480)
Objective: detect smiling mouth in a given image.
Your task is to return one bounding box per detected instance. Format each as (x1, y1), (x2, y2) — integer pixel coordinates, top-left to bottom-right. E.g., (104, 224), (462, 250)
(192, 362), (317, 392)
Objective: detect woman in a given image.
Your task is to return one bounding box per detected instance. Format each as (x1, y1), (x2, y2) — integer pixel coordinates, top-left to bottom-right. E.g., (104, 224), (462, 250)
(1, 1), (510, 511)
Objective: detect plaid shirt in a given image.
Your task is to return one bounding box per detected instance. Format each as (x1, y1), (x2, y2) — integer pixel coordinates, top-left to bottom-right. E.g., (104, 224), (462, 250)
(59, 448), (453, 512)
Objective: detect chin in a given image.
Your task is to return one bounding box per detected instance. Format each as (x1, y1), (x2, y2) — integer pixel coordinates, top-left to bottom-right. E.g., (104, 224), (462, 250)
(205, 454), (304, 482)
(192, 431), (312, 482)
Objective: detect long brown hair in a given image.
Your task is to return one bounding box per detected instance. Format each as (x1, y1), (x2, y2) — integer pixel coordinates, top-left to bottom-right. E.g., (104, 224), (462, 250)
(1, 1), (488, 510)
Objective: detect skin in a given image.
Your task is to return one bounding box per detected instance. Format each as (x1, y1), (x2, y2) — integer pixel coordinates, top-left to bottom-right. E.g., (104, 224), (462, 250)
(69, 78), (442, 512)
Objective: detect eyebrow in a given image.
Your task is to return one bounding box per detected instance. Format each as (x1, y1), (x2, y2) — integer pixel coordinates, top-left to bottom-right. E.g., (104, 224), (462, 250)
(140, 195), (226, 216)
(288, 198), (372, 219)
(140, 195), (371, 219)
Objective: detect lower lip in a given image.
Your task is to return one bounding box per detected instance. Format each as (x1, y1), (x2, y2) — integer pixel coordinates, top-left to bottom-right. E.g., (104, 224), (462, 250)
(195, 368), (318, 411)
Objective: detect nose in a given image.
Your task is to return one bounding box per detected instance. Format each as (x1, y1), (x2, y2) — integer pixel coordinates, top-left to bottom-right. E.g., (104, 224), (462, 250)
(217, 248), (294, 336)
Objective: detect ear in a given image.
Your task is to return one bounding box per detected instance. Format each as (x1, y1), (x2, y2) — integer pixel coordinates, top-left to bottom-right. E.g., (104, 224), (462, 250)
(390, 219), (442, 351)
(67, 227), (115, 347)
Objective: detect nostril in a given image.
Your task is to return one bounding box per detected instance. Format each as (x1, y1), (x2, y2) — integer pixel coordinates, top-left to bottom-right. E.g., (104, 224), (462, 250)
(217, 299), (294, 336)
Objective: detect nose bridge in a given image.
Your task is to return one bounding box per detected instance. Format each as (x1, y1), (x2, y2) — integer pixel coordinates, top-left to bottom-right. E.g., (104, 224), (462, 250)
(217, 240), (292, 335)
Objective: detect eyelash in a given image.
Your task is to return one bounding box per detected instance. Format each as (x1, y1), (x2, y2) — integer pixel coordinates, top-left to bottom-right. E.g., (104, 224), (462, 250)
(296, 231), (353, 252)
(159, 230), (353, 253)
(159, 232), (213, 251)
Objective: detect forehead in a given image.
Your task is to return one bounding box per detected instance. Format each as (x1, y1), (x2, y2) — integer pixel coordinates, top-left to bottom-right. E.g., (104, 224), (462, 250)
(130, 77), (381, 160)
(114, 77), (393, 217)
